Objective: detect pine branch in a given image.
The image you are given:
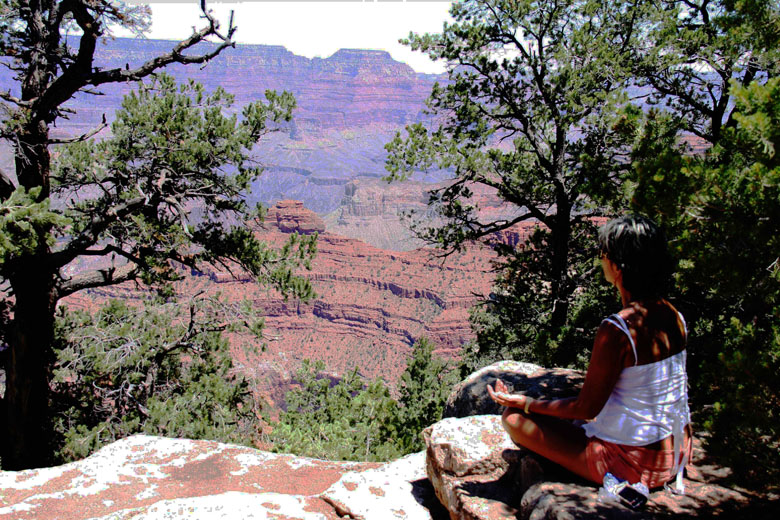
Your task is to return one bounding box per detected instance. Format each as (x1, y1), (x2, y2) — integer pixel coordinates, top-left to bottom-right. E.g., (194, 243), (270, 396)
(56, 262), (139, 299)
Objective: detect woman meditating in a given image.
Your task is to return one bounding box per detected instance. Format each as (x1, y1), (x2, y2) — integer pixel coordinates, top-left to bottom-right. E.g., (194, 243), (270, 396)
(488, 215), (691, 493)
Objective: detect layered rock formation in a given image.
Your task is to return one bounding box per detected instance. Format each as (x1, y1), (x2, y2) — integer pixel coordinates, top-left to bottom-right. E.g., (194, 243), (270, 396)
(201, 225), (495, 389)
(265, 200), (326, 235)
(0, 37), (447, 213)
(62, 201), (498, 408)
(324, 178), (531, 251)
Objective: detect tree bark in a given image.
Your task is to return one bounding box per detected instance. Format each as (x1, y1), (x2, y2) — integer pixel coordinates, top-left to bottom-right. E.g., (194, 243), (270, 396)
(549, 198), (572, 335)
(1, 261), (57, 469)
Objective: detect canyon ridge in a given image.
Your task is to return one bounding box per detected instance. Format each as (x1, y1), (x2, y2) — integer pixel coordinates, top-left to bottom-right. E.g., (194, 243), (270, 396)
(1, 37), (530, 405)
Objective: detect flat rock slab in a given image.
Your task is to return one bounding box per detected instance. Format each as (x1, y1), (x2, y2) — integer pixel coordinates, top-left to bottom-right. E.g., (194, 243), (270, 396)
(425, 415), (761, 520)
(0, 434), (433, 520)
(84, 491), (336, 520)
(322, 451), (443, 520)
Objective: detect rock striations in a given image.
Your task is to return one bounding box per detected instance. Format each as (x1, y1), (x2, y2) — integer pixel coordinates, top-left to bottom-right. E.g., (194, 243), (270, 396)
(265, 200), (326, 235)
(0, 37), (445, 213)
(63, 200), (498, 408)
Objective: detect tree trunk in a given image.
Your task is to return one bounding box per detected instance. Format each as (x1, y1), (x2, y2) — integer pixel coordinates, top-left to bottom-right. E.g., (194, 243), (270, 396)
(549, 201), (572, 335)
(1, 262), (57, 470)
(15, 123), (52, 199)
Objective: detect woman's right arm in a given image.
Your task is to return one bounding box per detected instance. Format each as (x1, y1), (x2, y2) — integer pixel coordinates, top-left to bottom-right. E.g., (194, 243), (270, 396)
(490, 322), (630, 420)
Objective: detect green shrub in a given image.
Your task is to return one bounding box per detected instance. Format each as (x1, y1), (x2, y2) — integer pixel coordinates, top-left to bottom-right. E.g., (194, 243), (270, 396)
(50, 297), (259, 463)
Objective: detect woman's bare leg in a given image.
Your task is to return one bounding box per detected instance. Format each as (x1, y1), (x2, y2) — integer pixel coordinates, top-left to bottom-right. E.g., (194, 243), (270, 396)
(501, 407), (600, 483)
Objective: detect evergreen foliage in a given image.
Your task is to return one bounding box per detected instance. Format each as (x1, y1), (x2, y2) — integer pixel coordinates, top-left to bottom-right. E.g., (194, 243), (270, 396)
(50, 73), (315, 298)
(620, 0), (780, 485)
(385, 0), (645, 369)
(629, 78), (780, 483)
(270, 338), (456, 461)
(270, 359), (401, 462)
(0, 0), (315, 468)
(50, 297), (259, 463)
(395, 337), (458, 453)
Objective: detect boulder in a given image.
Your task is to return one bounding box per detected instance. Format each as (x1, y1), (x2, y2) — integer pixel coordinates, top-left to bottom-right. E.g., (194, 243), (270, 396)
(322, 451), (447, 520)
(443, 361), (584, 419)
(0, 435), (438, 520)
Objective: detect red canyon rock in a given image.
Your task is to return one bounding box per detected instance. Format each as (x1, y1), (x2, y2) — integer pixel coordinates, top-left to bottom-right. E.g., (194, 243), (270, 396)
(265, 200), (326, 235)
(62, 203), (498, 409)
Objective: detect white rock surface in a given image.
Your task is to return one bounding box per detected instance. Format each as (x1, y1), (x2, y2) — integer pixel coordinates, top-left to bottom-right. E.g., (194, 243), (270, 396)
(85, 491), (331, 520)
(0, 435), (441, 520)
(322, 451), (432, 520)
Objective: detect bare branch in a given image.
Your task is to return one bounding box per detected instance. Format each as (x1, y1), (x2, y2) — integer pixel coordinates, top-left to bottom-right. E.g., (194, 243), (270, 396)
(56, 262), (139, 299)
(48, 114), (107, 145)
(0, 90), (30, 108)
(76, 244), (146, 267)
(49, 196), (147, 269)
(87, 8), (236, 86)
(32, 3), (236, 125)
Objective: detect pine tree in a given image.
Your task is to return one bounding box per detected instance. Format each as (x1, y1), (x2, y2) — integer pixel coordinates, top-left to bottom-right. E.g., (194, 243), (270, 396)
(395, 337), (456, 453)
(623, 0), (780, 483)
(0, 2), (314, 469)
(269, 360), (401, 462)
(51, 297), (260, 463)
(386, 0), (646, 366)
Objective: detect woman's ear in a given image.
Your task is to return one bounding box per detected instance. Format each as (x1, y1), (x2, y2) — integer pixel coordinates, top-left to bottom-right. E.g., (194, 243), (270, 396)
(601, 256), (621, 286)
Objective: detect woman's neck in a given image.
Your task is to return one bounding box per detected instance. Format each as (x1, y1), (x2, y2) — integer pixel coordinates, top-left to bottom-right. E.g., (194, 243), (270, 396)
(617, 282), (632, 307)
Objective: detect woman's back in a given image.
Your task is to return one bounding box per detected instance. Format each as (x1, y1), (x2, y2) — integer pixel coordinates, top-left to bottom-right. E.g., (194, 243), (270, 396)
(584, 300), (690, 447)
(613, 300), (687, 369)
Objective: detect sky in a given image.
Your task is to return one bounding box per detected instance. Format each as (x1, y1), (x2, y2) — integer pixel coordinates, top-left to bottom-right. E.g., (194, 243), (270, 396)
(122, 1), (455, 74)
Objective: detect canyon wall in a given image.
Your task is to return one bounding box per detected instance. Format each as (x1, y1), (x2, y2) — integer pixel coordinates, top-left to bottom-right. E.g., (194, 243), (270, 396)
(0, 37), (446, 213)
(63, 201), (499, 409)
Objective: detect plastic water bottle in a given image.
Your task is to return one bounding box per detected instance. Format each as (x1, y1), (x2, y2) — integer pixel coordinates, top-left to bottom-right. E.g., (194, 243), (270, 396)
(597, 472), (623, 504)
(598, 472), (650, 509)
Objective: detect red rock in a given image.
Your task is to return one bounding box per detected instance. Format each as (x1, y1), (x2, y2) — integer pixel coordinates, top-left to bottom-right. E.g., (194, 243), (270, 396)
(265, 200), (326, 235)
(61, 221), (499, 410)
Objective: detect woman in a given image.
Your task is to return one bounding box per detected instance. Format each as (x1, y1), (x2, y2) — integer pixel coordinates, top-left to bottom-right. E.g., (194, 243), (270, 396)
(488, 215), (691, 492)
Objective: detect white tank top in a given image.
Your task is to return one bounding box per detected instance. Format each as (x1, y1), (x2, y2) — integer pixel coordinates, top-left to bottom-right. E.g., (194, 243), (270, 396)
(582, 313), (690, 492)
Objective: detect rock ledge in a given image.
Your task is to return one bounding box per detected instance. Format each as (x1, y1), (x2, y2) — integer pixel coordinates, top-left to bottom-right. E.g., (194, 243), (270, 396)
(426, 362), (768, 520)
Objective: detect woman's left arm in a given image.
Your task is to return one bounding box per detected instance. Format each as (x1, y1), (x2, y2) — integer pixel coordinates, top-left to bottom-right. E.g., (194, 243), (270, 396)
(489, 322), (629, 420)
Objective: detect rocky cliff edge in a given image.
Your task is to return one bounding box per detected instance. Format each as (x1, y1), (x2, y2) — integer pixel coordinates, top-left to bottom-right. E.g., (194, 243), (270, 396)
(0, 435), (442, 520)
(1, 363), (773, 519)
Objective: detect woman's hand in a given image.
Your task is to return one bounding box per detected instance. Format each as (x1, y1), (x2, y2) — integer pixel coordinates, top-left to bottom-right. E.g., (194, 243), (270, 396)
(487, 379), (527, 409)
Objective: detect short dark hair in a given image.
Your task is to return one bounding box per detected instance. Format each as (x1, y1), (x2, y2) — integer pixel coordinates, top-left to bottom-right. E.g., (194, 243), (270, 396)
(598, 215), (671, 299)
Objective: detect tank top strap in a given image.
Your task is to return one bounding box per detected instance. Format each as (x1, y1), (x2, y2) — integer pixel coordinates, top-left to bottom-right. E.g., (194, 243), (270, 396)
(677, 310), (688, 342)
(603, 314), (637, 366)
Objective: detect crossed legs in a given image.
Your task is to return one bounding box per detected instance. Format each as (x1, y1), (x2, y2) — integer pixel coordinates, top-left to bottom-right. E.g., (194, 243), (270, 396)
(501, 407), (600, 484)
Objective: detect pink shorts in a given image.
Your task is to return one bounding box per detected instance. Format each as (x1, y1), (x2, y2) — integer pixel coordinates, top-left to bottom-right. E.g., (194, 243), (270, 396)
(585, 435), (692, 489)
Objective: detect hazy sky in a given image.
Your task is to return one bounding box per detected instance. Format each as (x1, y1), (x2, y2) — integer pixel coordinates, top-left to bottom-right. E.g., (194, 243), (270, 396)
(124, 1), (454, 73)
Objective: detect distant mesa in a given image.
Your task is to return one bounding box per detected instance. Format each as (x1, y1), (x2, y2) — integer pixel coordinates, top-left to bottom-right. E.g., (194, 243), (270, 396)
(265, 200), (326, 235)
